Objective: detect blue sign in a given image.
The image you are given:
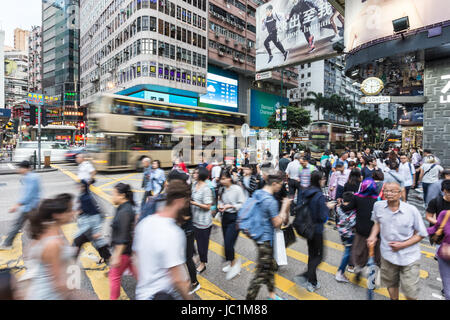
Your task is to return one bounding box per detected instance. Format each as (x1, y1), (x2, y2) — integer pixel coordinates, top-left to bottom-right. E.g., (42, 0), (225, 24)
(129, 90), (197, 107)
(0, 108), (11, 118)
(250, 90), (289, 128)
(199, 73), (238, 110)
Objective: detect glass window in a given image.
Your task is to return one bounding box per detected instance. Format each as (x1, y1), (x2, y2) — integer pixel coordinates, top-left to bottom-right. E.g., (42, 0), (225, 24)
(176, 6), (181, 20)
(177, 26), (181, 41)
(142, 16), (149, 31)
(182, 9), (186, 22)
(150, 63), (156, 77)
(165, 21), (170, 36)
(137, 16), (142, 32)
(187, 11), (191, 24)
(158, 19), (164, 35)
(170, 3), (175, 17)
(193, 13), (197, 27)
(170, 24), (175, 38)
(170, 44), (175, 60)
(182, 28), (186, 43)
(143, 0), (149, 8)
(142, 62), (149, 77)
(177, 46), (181, 61)
(164, 66), (169, 79)
(187, 30), (191, 44)
(137, 62), (141, 77)
(150, 17), (157, 31)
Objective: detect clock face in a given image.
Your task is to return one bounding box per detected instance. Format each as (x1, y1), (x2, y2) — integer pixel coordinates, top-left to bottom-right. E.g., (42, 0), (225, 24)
(361, 77), (384, 95)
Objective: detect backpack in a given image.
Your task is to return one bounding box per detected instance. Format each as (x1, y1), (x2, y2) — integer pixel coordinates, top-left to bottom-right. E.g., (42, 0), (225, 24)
(237, 197), (265, 241)
(293, 192), (317, 240)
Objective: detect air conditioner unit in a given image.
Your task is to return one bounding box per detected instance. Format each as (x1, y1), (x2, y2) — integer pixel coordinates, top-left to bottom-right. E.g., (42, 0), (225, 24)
(218, 51), (224, 56)
(239, 58), (244, 63)
(233, 56), (238, 61)
(215, 32), (219, 38)
(225, 38), (229, 43)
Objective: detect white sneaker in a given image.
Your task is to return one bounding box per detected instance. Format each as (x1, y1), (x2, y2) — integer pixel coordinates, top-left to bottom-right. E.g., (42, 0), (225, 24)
(226, 259), (241, 280)
(189, 282), (201, 295)
(335, 271), (349, 283)
(222, 264), (231, 273)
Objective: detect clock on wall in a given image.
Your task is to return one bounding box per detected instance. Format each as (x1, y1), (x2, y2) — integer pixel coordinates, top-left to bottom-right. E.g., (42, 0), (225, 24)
(361, 77), (384, 96)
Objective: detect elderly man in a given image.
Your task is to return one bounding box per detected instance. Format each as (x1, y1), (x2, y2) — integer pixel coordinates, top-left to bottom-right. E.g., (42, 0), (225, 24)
(285, 153), (301, 199)
(367, 182), (428, 300)
(141, 157), (152, 207)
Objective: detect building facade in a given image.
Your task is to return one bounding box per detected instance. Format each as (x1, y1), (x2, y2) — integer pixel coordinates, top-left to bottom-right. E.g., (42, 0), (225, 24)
(0, 30), (5, 108)
(42, 0), (81, 126)
(80, 0), (209, 108)
(4, 49), (29, 110)
(14, 28), (30, 52)
(28, 26), (42, 94)
(288, 56), (364, 124)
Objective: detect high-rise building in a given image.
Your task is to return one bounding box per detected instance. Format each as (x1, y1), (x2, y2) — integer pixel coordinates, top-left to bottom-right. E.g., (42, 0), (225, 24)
(4, 49), (29, 113)
(14, 28), (30, 52)
(80, 0), (209, 108)
(207, 0), (297, 115)
(0, 30), (5, 108)
(288, 56), (364, 124)
(42, 0), (81, 126)
(28, 26), (42, 93)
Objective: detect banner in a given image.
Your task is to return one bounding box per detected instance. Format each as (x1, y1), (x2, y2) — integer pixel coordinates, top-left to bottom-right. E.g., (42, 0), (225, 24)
(397, 106), (423, 127)
(345, 0), (450, 52)
(250, 90), (289, 128)
(256, 0), (344, 72)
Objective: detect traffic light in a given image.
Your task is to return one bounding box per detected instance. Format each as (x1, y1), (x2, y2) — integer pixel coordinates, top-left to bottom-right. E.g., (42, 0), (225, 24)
(79, 122), (85, 129)
(30, 108), (36, 125)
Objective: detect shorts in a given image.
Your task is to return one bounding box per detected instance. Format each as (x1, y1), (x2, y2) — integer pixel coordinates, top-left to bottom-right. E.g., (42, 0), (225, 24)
(380, 257), (420, 299)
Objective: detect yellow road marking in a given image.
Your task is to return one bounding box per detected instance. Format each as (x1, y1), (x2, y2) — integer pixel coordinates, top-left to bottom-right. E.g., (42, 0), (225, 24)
(61, 223), (129, 300)
(0, 234), (25, 279)
(208, 240), (326, 300)
(102, 188), (145, 193)
(196, 275), (235, 300)
(98, 173), (138, 189)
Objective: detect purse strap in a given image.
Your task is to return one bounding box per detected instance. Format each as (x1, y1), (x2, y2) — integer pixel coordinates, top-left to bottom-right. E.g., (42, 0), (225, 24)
(436, 210), (450, 236)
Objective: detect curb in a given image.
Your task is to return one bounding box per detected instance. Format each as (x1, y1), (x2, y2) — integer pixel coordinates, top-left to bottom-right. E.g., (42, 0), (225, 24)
(0, 167), (58, 175)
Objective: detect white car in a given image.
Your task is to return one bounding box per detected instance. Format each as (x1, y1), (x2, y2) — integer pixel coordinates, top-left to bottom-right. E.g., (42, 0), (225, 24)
(13, 141), (70, 163)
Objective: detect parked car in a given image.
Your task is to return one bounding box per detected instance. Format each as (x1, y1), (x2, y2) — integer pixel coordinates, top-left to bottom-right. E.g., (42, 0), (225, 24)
(65, 147), (86, 163)
(12, 141), (69, 163)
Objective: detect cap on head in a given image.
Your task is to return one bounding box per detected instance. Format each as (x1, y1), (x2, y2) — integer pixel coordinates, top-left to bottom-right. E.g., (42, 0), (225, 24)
(168, 169), (189, 182)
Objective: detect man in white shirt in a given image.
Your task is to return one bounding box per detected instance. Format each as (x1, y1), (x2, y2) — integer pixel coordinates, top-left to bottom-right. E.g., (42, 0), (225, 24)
(285, 153), (301, 199)
(76, 154), (96, 184)
(398, 154), (416, 202)
(210, 160), (222, 188)
(133, 180), (192, 300)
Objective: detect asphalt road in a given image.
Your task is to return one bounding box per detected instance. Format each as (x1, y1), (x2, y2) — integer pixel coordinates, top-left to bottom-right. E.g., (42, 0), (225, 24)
(0, 163), (445, 300)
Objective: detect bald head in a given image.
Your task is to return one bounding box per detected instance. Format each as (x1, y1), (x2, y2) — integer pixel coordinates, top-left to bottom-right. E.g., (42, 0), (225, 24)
(76, 153), (85, 164)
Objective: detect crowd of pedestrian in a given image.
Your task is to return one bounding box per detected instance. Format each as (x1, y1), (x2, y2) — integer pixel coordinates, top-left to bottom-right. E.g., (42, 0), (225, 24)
(1, 145), (449, 300)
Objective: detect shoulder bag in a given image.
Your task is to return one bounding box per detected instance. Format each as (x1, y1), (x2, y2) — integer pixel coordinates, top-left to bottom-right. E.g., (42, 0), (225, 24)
(430, 210), (450, 245)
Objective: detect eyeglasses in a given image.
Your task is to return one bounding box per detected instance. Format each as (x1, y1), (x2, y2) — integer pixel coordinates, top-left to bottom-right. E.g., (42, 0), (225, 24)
(384, 190), (401, 194)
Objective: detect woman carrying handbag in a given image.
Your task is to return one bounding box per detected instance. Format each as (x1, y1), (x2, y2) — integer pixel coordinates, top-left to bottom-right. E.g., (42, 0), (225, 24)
(427, 209), (450, 300)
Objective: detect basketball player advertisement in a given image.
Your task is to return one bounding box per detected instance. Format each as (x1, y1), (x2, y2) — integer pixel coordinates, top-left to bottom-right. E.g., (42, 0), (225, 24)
(256, 0), (344, 72)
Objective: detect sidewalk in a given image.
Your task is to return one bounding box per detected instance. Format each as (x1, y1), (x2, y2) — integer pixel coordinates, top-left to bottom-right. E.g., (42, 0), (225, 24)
(0, 162), (57, 175)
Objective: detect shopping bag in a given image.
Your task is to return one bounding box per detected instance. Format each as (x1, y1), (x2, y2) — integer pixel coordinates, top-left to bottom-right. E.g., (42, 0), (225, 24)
(273, 229), (288, 266)
(282, 224), (296, 248)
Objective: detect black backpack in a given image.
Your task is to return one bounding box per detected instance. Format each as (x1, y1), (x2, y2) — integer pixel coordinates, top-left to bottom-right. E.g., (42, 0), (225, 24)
(293, 193), (317, 241)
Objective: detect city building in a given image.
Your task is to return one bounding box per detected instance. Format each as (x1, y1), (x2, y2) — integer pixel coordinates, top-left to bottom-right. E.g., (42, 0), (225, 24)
(28, 26), (42, 93)
(14, 28), (30, 52)
(0, 30), (5, 108)
(42, 0), (81, 127)
(4, 49), (29, 111)
(288, 56), (364, 124)
(80, 0), (209, 109)
(207, 0), (298, 117)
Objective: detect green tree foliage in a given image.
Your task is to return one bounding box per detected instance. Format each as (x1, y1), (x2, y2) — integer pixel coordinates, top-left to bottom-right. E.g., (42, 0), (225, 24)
(268, 105), (311, 132)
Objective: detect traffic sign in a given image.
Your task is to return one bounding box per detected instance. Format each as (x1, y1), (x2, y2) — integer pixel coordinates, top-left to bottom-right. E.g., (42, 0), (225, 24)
(255, 71), (272, 81)
(241, 123), (250, 138)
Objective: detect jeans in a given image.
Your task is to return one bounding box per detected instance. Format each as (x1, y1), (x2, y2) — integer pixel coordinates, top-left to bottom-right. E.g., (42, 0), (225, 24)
(438, 256), (450, 300)
(288, 179), (299, 197)
(304, 233), (324, 286)
(422, 182), (431, 205)
(194, 226), (212, 264)
(405, 186), (411, 202)
(109, 254), (137, 300)
(296, 187), (306, 206)
(221, 212), (239, 262)
(338, 236), (354, 273)
(4, 210), (29, 247)
(185, 230), (198, 284)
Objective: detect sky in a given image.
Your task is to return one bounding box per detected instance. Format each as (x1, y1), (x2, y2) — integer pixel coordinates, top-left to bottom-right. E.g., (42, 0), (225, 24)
(0, 0), (42, 47)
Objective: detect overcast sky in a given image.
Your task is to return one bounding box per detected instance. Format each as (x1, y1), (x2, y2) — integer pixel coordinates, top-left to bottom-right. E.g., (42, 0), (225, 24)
(0, 0), (42, 47)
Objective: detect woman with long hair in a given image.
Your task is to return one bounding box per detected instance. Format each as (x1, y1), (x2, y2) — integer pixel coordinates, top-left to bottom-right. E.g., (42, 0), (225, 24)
(294, 171), (336, 292)
(109, 183), (137, 300)
(218, 169), (246, 281)
(340, 179), (381, 281)
(344, 169), (362, 194)
(26, 194), (77, 299)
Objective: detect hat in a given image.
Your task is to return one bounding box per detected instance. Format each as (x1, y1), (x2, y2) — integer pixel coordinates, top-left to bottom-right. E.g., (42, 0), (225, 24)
(18, 160), (31, 169)
(442, 169), (450, 175)
(168, 169), (189, 182)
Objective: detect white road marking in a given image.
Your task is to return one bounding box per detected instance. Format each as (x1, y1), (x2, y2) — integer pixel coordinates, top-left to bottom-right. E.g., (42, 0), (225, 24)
(7, 163), (15, 170)
(437, 277), (442, 282)
(432, 293), (444, 300)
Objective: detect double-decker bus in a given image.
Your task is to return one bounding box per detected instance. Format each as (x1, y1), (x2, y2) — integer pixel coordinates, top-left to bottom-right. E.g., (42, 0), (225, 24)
(308, 121), (359, 158)
(86, 94), (247, 171)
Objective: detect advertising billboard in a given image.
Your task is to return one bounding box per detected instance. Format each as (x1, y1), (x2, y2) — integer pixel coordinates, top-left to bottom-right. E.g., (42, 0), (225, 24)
(345, 0), (450, 52)
(256, 0), (344, 72)
(199, 73), (238, 110)
(397, 105), (423, 127)
(250, 90), (289, 128)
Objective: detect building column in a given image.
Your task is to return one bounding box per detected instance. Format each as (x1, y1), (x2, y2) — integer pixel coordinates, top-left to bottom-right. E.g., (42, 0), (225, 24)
(424, 57), (450, 167)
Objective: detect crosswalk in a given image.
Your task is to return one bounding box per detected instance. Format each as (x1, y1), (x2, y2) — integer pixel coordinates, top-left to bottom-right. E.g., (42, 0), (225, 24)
(0, 166), (441, 300)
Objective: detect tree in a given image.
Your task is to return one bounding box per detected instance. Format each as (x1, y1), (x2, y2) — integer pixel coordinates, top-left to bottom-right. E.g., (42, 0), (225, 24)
(301, 92), (330, 121)
(268, 105), (311, 134)
(382, 118), (394, 130)
(357, 110), (384, 144)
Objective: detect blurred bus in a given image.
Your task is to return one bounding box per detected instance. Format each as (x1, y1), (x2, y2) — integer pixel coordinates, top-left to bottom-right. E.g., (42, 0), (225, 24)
(308, 121), (359, 158)
(86, 94), (246, 171)
(380, 129), (402, 150)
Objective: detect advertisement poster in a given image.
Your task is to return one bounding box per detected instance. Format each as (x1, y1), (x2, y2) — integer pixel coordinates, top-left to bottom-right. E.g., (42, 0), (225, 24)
(397, 105), (423, 127)
(250, 90), (289, 128)
(345, 0), (449, 52)
(256, 0), (344, 72)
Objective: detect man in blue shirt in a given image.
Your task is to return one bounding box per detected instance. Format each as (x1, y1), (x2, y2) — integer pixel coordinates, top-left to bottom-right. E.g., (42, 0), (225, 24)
(1, 161), (41, 249)
(332, 152), (349, 171)
(246, 170), (290, 300)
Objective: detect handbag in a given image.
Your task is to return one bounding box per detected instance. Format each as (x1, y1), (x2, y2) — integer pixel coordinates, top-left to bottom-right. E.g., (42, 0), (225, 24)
(430, 210), (450, 245)
(282, 224), (296, 248)
(273, 229), (288, 266)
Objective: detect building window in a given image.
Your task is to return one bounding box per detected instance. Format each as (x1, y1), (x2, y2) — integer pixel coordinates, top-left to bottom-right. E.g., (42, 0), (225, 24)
(307, 72), (311, 77)
(150, 17), (157, 31)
